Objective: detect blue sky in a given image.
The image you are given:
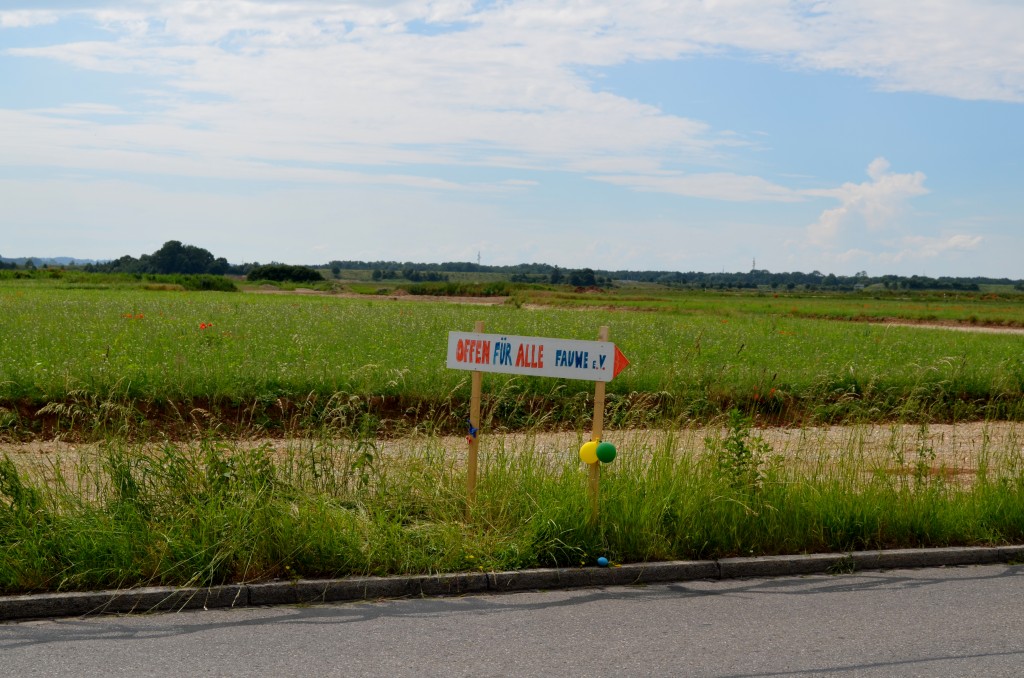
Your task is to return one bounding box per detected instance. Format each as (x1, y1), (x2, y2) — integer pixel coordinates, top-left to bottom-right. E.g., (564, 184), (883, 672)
(1, 1), (1022, 276)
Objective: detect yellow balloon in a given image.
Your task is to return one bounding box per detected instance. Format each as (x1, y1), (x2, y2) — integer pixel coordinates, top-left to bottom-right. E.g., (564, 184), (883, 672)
(579, 441), (599, 464)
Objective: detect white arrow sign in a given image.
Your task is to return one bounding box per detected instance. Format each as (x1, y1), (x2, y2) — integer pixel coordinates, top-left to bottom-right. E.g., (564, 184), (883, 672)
(446, 331), (629, 382)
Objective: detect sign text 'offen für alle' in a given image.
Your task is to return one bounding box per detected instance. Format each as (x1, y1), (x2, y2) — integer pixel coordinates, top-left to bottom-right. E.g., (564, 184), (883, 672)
(446, 332), (629, 382)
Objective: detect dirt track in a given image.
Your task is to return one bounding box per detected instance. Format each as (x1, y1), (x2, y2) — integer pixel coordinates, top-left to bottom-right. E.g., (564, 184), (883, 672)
(248, 286), (507, 306)
(878, 320), (1024, 335)
(5, 422), (1021, 483)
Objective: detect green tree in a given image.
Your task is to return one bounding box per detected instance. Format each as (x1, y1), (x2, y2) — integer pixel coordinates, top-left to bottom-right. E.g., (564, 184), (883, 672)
(149, 241), (217, 275)
(568, 268), (596, 287)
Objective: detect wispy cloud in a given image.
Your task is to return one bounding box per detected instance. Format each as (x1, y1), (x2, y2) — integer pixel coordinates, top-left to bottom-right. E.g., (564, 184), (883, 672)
(3, 0), (1022, 195)
(790, 1), (1024, 103)
(883, 234), (984, 263)
(595, 172), (800, 203)
(0, 10), (59, 28)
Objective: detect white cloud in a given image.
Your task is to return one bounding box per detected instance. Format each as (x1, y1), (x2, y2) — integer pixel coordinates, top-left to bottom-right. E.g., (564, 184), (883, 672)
(0, 10), (59, 28)
(805, 157), (929, 246)
(788, 157), (992, 274)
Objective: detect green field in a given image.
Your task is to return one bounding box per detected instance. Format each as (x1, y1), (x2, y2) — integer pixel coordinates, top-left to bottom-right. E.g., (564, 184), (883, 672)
(4, 278), (1024, 595)
(525, 287), (1024, 326)
(2, 281), (1024, 439)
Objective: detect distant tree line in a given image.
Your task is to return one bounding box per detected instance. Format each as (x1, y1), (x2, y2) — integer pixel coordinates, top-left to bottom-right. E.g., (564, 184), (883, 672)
(322, 260), (1023, 291)
(247, 264), (323, 283)
(328, 260), (555, 275)
(4, 247), (1022, 292)
(371, 268), (449, 282)
(340, 261), (610, 287)
(611, 269), (1004, 292)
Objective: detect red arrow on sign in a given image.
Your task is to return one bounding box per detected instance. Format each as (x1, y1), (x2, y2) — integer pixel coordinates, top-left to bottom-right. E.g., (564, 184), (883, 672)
(613, 344), (630, 379)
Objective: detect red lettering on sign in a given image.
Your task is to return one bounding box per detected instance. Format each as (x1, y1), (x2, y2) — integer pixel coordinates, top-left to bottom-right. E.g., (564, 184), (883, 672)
(457, 337), (494, 365)
(512, 343), (546, 369)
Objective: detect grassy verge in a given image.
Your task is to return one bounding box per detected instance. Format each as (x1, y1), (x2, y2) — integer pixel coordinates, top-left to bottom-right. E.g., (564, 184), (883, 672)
(3, 417), (1023, 594)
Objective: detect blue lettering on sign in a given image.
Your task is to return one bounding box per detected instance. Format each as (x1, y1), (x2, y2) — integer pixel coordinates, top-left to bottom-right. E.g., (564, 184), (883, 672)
(555, 349), (589, 369)
(492, 337), (513, 366)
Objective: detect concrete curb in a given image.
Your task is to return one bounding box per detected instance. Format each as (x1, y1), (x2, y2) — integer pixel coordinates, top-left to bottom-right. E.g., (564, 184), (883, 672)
(0, 585), (246, 620)
(3, 545), (1022, 622)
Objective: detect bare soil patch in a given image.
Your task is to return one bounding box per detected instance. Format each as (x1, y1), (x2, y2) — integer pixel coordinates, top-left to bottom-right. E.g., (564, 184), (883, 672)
(6, 422), (1020, 484)
(376, 293), (506, 306)
(244, 286), (507, 306)
(877, 320), (1024, 335)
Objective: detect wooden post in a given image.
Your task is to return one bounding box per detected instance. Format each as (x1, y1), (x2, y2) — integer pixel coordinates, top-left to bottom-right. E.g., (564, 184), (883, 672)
(588, 325), (609, 523)
(466, 320), (484, 518)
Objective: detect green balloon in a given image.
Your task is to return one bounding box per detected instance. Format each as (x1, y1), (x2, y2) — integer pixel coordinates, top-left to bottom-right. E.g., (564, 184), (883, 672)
(596, 441), (617, 463)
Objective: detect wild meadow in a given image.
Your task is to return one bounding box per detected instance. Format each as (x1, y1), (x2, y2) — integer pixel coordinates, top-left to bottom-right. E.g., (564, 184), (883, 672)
(3, 279), (1024, 595)
(2, 283), (1024, 440)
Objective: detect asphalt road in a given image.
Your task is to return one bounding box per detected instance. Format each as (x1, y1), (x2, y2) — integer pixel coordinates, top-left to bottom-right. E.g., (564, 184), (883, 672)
(2, 564), (1023, 677)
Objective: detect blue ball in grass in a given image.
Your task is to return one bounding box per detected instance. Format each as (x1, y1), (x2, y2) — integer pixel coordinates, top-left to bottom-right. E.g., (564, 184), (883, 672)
(597, 557), (609, 567)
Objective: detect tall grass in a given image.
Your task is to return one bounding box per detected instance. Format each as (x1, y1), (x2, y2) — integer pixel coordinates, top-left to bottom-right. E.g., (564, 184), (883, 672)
(2, 286), (1024, 439)
(3, 421), (1023, 594)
